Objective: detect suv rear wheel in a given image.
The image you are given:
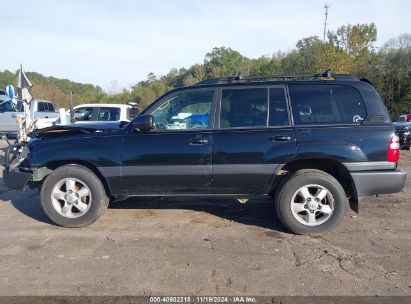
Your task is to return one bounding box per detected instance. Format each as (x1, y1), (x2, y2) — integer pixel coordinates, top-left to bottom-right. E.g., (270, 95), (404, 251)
(274, 169), (347, 234)
(40, 165), (109, 227)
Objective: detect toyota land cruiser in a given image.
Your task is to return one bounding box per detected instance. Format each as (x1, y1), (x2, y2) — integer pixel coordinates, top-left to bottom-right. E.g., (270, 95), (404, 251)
(2, 70), (406, 234)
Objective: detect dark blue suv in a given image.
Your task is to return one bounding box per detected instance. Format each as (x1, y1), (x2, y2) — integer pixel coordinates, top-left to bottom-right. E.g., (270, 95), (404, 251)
(3, 71), (406, 234)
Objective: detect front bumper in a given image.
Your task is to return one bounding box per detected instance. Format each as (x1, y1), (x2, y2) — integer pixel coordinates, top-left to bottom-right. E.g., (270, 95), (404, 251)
(3, 168), (32, 191)
(351, 168), (406, 200)
(3, 142), (32, 191)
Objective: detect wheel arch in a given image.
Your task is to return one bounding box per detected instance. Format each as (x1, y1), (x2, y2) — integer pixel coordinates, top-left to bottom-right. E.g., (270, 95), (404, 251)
(38, 160), (112, 197)
(269, 158), (357, 201)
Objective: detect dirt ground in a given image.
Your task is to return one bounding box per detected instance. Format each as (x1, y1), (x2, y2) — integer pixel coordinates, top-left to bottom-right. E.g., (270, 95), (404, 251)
(0, 140), (410, 296)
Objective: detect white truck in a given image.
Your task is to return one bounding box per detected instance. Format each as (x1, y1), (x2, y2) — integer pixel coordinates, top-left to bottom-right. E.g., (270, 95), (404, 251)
(0, 99), (60, 137)
(56, 103), (139, 125)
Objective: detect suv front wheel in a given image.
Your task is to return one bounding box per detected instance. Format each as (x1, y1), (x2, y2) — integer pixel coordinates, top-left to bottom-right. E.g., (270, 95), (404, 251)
(274, 169), (347, 234)
(40, 165), (109, 227)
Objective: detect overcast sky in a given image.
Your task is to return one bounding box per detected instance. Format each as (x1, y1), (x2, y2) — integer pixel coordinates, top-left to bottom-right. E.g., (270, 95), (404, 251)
(0, 0), (410, 90)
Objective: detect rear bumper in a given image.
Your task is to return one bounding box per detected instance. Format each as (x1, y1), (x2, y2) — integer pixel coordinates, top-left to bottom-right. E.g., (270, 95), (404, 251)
(3, 168), (32, 191)
(351, 168), (406, 200)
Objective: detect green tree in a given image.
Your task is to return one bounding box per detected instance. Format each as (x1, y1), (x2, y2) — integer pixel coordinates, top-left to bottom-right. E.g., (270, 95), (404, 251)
(281, 36), (352, 74)
(251, 54), (283, 75)
(375, 34), (411, 115)
(327, 23), (377, 58)
(204, 47), (251, 78)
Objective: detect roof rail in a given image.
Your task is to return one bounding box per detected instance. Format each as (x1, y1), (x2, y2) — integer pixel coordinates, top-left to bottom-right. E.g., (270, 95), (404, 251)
(196, 69), (358, 85)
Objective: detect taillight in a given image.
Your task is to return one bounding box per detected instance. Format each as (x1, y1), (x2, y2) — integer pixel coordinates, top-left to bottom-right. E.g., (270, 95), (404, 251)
(387, 134), (400, 162)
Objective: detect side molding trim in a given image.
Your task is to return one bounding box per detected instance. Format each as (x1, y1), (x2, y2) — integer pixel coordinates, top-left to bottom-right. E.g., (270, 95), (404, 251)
(343, 161), (396, 172)
(98, 164), (280, 177)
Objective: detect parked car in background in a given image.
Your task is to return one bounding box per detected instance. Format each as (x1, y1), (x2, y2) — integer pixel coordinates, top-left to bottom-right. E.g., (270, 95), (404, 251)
(0, 91), (15, 135)
(17, 99), (60, 129)
(72, 104), (139, 123)
(0, 89), (9, 101)
(0, 100), (17, 135)
(394, 121), (411, 149)
(398, 114), (411, 122)
(16, 99), (59, 120)
(56, 104), (139, 125)
(0, 99), (59, 136)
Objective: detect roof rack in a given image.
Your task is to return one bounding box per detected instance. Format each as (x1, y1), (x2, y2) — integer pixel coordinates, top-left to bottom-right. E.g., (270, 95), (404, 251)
(196, 69), (358, 85)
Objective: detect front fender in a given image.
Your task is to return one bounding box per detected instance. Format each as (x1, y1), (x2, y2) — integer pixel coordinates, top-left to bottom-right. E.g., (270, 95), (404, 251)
(28, 135), (124, 169)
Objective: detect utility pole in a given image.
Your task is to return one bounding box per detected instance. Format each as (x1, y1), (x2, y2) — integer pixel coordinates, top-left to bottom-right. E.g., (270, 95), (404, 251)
(69, 91), (74, 123)
(323, 4), (330, 42)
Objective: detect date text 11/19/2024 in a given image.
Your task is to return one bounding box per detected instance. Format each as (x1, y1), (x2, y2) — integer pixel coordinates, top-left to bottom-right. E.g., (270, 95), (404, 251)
(149, 296), (257, 303)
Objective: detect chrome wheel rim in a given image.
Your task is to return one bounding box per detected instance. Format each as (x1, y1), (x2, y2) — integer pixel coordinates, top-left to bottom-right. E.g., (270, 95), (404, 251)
(290, 184), (334, 226)
(51, 178), (92, 218)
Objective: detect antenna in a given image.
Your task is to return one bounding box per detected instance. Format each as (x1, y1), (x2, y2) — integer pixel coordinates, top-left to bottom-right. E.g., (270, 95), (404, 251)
(323, 4), (330, 42)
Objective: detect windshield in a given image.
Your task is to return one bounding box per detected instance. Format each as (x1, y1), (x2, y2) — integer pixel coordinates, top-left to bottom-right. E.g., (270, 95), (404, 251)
(0, 101), (17, 112)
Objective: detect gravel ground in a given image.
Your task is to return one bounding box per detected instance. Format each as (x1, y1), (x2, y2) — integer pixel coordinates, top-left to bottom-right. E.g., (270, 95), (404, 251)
(0, 140), (410, 296)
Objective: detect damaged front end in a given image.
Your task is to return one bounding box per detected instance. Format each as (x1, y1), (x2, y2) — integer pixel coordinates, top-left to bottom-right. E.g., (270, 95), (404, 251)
(3, 142), (32, 191)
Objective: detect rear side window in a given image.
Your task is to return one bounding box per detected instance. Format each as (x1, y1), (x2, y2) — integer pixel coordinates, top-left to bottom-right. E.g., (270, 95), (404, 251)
(220, 88), (268, 128)
(37, 102), (55, 112)
(98, 107), (120, 121)
(38, 102), (46, 112)
(289, 85), (366, 125)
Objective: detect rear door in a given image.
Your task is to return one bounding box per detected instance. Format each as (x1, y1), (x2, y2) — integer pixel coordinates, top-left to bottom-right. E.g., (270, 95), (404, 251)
(288, 84), (369, 161)
(210, 86), (297, 194)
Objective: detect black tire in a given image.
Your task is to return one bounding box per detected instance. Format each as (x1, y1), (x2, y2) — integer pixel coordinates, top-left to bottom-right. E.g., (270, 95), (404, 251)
(40, 165), (109, 227)
(274, 169), (347, 235)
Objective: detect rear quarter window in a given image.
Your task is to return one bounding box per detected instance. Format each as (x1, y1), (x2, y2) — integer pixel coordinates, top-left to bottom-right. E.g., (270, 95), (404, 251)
(289, 85), (367, 125)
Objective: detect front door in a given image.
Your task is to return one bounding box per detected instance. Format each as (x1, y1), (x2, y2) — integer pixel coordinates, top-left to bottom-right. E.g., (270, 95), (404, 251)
(210, 86), (297, 194)
(121, 89), (216, 195)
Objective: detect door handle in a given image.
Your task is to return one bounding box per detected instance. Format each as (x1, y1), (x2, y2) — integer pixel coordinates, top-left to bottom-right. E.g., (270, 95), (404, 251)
(188, 138), (209, 145)
(269, 135), (291, 142)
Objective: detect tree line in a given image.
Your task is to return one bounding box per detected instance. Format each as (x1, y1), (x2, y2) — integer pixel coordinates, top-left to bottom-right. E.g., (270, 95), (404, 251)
(1, 23), (410, 118)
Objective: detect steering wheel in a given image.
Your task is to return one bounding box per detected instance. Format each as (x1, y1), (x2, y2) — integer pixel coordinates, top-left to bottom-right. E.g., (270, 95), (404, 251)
(160, 117), (173, 129)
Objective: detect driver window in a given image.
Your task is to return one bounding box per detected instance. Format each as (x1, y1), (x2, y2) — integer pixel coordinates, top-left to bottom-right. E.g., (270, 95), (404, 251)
(150, 90), (213, 130)
(74, 107), (94, 121)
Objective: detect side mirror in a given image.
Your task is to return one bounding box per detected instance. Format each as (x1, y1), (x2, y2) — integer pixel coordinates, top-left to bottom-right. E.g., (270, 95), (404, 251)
(133, 115), (154, 131)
